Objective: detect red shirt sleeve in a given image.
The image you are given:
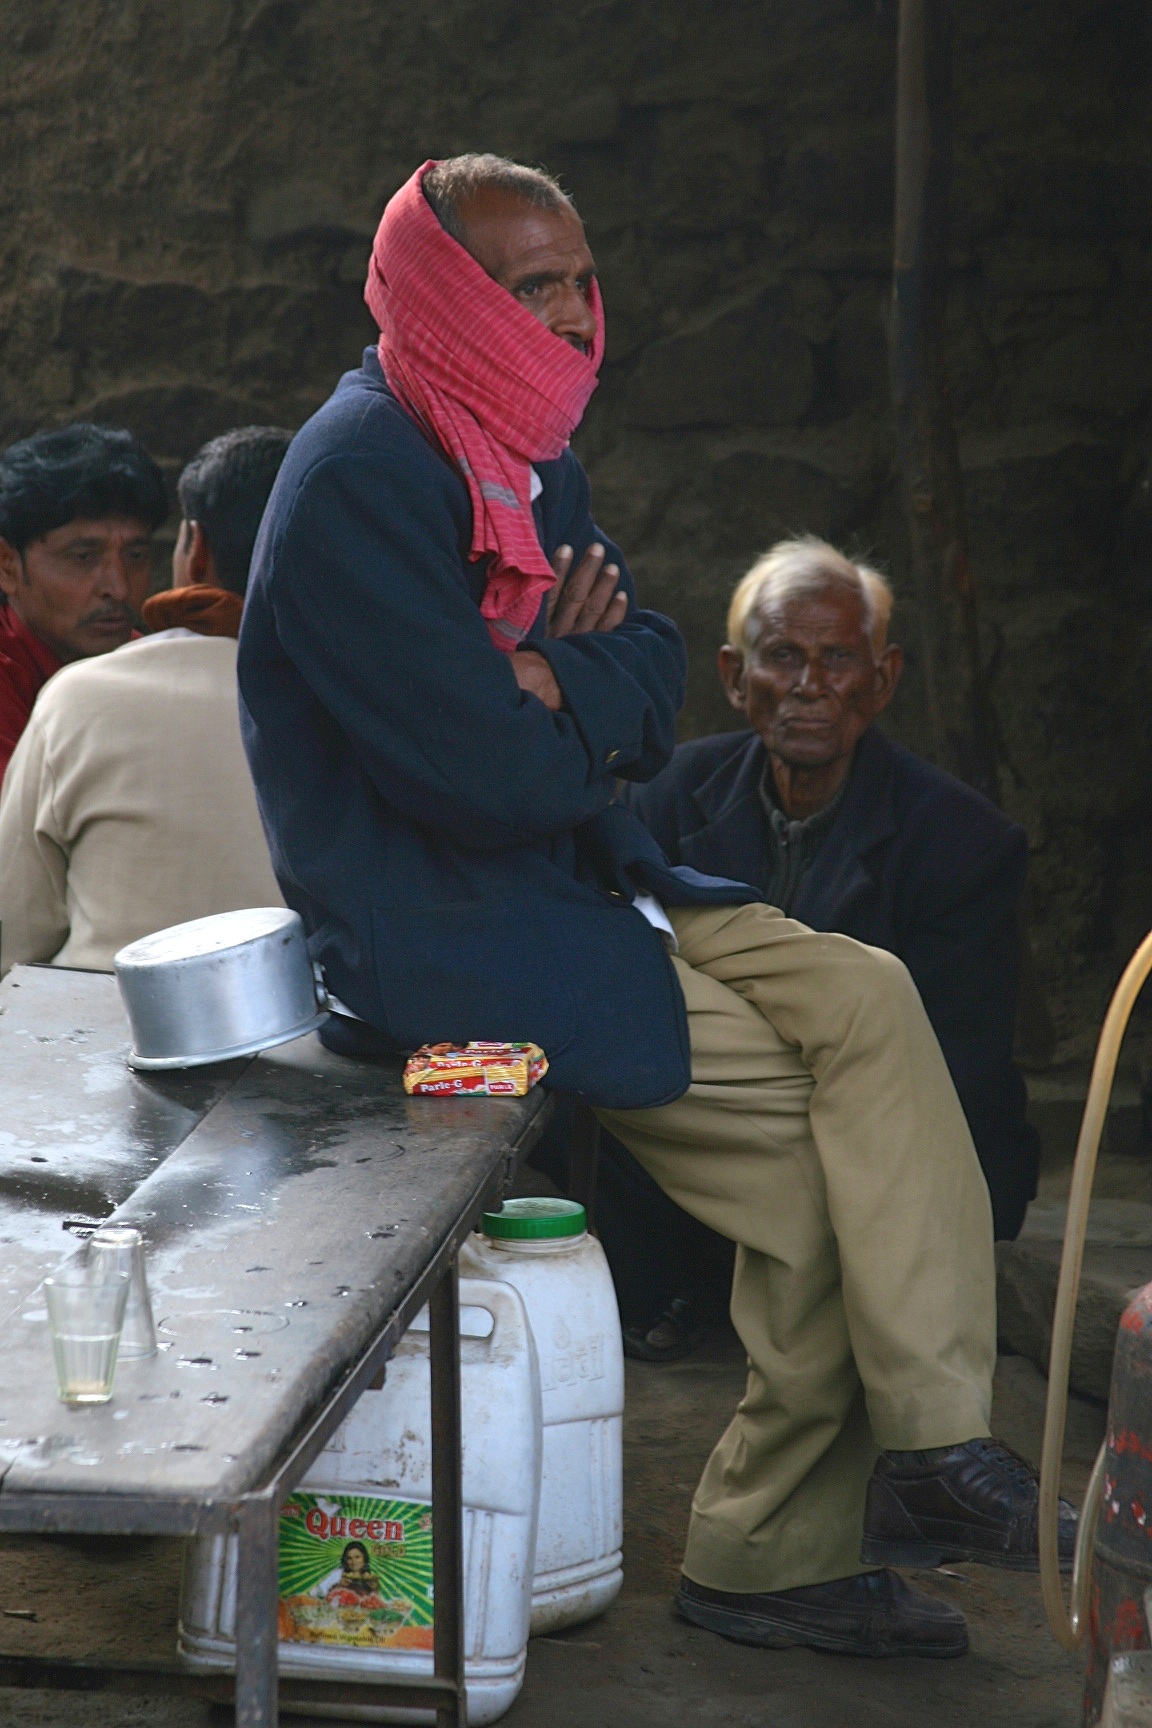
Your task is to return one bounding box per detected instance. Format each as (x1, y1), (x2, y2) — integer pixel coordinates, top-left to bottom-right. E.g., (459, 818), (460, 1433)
(0, 659), (40, 784)
(0, 611), (63, 787)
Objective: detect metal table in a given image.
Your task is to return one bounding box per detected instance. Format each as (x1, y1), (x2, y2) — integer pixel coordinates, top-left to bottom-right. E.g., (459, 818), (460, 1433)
(0, 966), (550, 1726)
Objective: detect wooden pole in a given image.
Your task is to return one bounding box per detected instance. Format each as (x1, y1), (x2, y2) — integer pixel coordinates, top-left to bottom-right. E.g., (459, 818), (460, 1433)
(891, 0), (1053, 1060)
(891, 0), (1000, 803)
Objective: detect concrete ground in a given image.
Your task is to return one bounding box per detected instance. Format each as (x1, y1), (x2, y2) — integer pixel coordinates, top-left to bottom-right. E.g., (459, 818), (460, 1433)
(0, 1076), (1137, 1727)
(510, 1346), (1104, 1728)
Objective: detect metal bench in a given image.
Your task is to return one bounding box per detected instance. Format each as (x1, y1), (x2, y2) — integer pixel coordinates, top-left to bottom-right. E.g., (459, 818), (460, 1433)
(0, 965), (550, 1727)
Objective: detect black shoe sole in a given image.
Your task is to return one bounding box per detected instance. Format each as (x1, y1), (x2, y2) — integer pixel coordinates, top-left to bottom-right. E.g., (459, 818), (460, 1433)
(676, 1589), (968, 1659)
(622, 1326), (710, 1364)
(860, 1533), (1072, 1574)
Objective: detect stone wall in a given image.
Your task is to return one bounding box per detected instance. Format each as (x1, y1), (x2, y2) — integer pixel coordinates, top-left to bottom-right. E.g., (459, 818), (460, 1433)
(0, 0), (1149, 1046)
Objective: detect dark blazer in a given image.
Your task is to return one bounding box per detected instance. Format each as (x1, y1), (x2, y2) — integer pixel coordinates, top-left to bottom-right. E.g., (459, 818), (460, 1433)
(237, 351), (757, 1112)
(627, 725), (1040, 1238)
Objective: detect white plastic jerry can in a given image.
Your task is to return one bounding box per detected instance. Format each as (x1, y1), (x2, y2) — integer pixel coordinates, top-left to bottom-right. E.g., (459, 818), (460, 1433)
(460, 1197), (625, 1633)
(179, 1277), (542, 1726)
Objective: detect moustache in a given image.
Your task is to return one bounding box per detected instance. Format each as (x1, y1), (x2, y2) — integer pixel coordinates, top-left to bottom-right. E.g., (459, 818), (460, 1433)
(79, 602), (144, 631)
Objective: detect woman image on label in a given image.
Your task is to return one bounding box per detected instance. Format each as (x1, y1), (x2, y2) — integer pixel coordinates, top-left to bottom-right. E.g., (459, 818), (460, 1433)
(315, 1541), (386, 1608)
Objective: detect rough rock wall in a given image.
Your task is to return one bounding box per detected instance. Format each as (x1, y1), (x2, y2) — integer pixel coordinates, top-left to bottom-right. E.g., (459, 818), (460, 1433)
(0, 0), (1149, 1047)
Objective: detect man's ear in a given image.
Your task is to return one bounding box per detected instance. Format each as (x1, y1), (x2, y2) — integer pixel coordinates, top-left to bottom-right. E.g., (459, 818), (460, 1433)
(0, 537), (24, 602)
(718, 644), (749, 714)
(172, 521), (217, 589)
(873, 643), (904, 715)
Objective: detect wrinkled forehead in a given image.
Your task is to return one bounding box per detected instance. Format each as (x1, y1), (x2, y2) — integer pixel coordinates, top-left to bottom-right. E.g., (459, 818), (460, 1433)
(455, 187), (591, 277)
(36, 514), (156, 550)
(754, 578), (873, 645)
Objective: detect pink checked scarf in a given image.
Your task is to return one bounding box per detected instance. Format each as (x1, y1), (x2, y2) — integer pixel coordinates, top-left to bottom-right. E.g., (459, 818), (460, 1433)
(364, 161), (605, 652)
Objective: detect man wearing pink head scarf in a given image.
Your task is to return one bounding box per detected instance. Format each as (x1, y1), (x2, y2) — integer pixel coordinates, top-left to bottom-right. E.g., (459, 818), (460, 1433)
(238, 154), (1071, 1665)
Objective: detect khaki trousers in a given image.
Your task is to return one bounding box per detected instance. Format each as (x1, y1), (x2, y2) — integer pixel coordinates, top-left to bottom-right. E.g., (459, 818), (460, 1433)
(597, 903), (997, 1595)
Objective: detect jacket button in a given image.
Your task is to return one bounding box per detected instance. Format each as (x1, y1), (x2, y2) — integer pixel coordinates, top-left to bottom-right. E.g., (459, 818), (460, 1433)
(606, 749), (620, 764)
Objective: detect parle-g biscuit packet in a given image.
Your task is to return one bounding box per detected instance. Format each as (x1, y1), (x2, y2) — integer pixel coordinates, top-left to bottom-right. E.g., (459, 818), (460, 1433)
(402, 1041), (548, 1097)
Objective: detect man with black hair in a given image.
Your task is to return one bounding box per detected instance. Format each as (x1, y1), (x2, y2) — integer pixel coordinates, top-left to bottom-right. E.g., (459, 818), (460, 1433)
(0, 426), (290, 974)
(173, 426), (296, 597)
(140, 427), (294, 636)
(0, 422), (167, 782)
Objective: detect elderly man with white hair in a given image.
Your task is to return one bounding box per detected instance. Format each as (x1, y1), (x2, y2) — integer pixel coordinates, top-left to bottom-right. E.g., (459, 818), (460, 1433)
(611, 537), (1040, 1359)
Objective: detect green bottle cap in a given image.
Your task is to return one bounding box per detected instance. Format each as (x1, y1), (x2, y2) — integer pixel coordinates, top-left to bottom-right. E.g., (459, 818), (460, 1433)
(481, 1197), (587, 1240)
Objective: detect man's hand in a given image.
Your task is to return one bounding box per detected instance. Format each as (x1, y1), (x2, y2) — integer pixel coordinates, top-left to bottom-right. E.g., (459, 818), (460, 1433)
(511, 649), (563, 711)
(547, 542), (628, 638)
(512, 542), (628, 712)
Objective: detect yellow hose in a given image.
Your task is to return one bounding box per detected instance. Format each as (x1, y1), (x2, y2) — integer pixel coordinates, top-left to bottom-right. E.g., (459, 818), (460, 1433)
(1039, 929), (1152, 1649)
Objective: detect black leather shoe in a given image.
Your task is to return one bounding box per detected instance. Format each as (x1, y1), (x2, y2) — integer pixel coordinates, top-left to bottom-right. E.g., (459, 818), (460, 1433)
(862, 1438), (1078, 1572)
(623, 1294), (711, 1363)
(676, 1569), (968, 1658)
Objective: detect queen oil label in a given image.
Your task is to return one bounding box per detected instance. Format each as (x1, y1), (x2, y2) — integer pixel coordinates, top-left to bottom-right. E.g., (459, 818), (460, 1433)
(277, 1491), (434, 1649)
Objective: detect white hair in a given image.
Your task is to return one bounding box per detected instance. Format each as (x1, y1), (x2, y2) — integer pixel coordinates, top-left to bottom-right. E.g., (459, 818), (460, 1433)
(726, 536), (893, 656)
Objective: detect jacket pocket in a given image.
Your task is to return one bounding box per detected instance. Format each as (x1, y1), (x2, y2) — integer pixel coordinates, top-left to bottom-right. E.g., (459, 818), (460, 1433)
(372, 902), (577, 1056)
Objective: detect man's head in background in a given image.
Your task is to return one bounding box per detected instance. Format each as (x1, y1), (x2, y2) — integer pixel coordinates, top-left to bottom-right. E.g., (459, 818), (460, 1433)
(0, 423), (166, 662)
(719, 537), (903, 817)
(173, 426), (294, 597)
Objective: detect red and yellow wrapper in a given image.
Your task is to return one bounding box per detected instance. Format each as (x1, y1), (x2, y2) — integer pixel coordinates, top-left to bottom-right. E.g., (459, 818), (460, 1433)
(402, 1041), (548, 1097)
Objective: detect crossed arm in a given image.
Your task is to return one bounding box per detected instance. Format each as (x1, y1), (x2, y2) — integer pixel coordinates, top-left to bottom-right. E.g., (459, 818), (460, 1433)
(512, 539), (628, 710)
(263, 449), (685, 852)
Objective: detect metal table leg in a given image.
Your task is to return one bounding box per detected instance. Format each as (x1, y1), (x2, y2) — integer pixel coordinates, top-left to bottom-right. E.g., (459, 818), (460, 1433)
(429, 1253), (466, 1728)
(235, 1491), (280, 1728)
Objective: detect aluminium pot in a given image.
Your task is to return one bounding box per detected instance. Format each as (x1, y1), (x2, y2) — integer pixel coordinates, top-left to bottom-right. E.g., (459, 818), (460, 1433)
(113, 907), (328, 1071)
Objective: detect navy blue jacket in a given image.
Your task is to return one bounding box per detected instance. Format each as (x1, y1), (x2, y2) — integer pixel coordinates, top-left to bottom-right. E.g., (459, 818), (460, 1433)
(627, 725), (1040, 1237)
(237, 351), (756, 1110)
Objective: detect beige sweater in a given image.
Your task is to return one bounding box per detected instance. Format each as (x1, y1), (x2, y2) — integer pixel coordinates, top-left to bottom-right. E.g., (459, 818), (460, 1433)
(0, 631), (283, 974)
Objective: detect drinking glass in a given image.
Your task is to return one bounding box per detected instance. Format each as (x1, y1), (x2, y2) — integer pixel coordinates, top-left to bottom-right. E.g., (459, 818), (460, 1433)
(44, 1267), (130, 1405)
(88, 1225), (157, 1359)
